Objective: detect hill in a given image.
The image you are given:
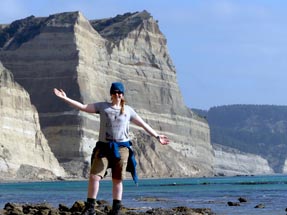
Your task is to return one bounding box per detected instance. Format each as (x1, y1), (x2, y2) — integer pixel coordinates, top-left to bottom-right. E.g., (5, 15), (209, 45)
(193, 105), (287, 173)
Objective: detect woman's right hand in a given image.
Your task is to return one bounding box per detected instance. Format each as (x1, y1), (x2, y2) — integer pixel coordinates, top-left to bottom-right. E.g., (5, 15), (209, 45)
(54, 88), (67, 99)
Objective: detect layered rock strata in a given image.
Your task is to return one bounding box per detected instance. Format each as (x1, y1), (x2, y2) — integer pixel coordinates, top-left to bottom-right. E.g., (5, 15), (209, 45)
(0, 62), (65, 180)
(0, 11), (213, 178)
(213, 144), (274, 176)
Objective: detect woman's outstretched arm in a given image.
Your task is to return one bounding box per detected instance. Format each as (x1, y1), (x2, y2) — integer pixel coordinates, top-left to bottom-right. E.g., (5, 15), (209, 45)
(53, 88), (96, 113)
(131, 115), (170, 145)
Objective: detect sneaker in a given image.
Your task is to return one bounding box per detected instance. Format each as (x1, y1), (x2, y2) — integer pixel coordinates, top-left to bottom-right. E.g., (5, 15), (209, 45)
(81, 202), (96, 215)
(108, 203), (121, 215)
(108, 210), (120, 215)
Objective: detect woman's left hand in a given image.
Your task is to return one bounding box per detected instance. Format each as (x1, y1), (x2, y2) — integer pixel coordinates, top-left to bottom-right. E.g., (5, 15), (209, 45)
(158, 135), (170, 145)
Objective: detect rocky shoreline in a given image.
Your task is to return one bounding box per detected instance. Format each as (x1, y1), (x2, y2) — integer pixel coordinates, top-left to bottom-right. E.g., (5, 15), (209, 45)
(1, 200), (216, 215)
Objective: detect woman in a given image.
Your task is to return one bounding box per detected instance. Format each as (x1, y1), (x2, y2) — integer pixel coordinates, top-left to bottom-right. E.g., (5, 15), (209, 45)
(54, 82), (169, 215)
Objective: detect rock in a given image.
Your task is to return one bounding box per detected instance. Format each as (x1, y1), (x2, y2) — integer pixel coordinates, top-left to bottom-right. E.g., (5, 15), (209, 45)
(16, 164), (57, 180)
(70, 200), (85, 212)
(227, 201), (240, 206)
(59, 203), (70, 212)
(136, 197), (167, 202)
(238, 197), (247, 203)
(0, 62), (66, 181)
(4, 203), (22, 213)
(125, 207), (214, 215)
(0, 11), (213, 178)
(139, 207), (216, 215)
(1, 201), (216, 215)
(4, 202), (53, 215)
(254, 203), (265, 208)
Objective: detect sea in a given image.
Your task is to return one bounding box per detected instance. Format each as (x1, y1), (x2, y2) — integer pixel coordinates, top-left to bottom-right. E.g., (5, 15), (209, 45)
(0, 174), (286, 215)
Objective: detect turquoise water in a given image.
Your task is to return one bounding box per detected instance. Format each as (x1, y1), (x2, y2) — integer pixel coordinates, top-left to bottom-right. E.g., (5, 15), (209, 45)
(1, 175), (287, 215)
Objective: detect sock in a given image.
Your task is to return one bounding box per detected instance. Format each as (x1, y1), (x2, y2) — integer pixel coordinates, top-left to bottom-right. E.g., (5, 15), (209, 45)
(87, 198), (96, 205)
(112, 199), (121, 209)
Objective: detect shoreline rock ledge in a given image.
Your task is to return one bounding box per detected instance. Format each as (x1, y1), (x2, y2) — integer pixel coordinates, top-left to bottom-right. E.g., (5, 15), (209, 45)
(2, 201), (216, 215)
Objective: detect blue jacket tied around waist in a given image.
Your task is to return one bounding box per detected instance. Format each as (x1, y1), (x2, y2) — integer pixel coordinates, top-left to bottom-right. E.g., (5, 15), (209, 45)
(91, 141), (138, 184)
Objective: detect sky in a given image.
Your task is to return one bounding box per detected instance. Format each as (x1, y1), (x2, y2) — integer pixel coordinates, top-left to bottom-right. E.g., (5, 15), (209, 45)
(1, 0), (287, 110)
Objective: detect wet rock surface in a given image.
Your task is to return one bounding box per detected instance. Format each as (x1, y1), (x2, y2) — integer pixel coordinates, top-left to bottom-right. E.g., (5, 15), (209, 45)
(1, 200), (216, 215)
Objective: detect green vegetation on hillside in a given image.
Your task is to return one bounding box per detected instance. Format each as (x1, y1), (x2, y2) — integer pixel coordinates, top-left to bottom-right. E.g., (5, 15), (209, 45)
(193, 105), (287, 173)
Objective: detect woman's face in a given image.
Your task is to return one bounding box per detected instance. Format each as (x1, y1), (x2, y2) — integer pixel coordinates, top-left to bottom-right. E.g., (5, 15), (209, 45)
(111, 90), (124, 102)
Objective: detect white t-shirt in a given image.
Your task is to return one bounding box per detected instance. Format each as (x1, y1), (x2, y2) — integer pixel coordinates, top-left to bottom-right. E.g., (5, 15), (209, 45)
(94, 102), (138, 142)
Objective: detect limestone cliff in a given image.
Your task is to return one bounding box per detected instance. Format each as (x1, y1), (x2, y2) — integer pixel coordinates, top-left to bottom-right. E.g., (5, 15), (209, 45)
(0, 11), (213, 178)
(283, 160), (287, 174)
(0, 62), (66, 180)
(213, 144), (274, 176)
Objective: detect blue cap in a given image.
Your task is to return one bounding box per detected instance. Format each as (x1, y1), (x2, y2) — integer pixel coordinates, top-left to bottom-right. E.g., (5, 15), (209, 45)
(110, 82), (125, 95)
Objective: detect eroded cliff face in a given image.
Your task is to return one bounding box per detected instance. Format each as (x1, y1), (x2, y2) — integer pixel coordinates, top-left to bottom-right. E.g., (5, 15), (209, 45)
(213, 144), (274, 176)
(0, 62), (66, 180)
(0, 11), (213, 178)
(283, 160), (287, 174)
